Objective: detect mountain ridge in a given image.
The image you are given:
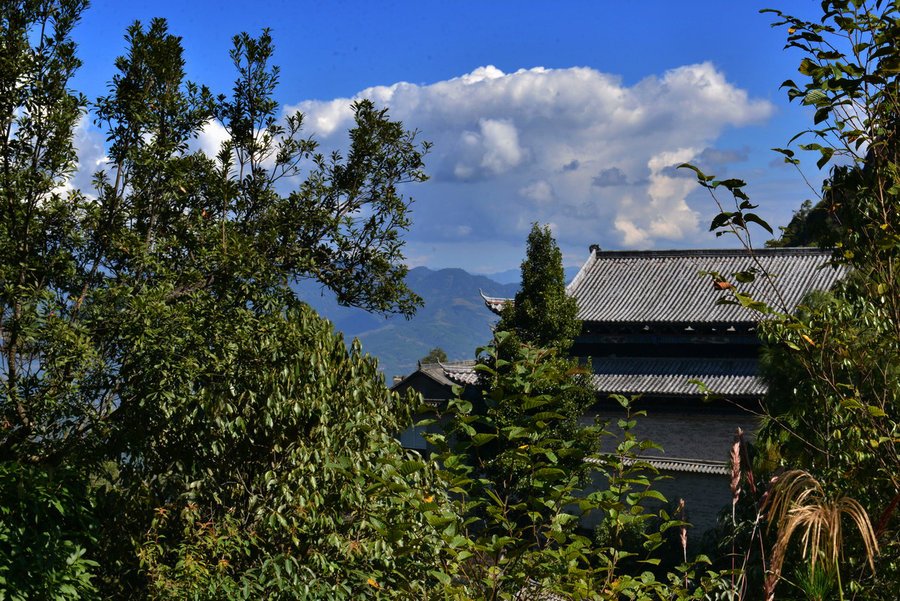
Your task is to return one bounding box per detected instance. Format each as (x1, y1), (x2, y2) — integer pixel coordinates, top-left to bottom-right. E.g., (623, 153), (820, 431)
(293, 266), (520, 380)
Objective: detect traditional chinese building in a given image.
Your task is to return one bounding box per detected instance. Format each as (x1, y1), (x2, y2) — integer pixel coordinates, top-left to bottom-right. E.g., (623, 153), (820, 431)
(394, 359), (479, 450)
(394, 247), (844, 533)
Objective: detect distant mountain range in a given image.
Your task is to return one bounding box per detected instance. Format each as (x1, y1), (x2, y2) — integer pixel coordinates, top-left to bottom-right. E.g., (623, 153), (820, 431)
(294, 265), (582, 380)
(293, 267), (519, 380)
(476, 265), (580, 285)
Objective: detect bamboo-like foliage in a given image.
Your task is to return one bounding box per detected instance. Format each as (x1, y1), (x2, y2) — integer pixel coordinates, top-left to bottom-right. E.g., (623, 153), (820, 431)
(763, 470), (878, 600)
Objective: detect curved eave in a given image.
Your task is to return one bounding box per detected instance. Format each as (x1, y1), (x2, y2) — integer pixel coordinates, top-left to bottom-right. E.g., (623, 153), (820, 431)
(479, 288), (512, 316)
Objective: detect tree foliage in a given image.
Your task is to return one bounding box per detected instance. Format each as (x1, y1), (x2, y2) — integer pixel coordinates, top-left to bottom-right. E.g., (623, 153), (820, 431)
(0, 463), (99, 600)
(765, 198), (840, 247)
(425, 336), (717, 601)
(1, 10), (428, 463)
(126, 308), (446, 599)
(683, 1), (900, 598)
(487, 225), (594, 502)
(420, 347), (448, 364)
(0, 3), (438, 598)
(496, 223), (580, 352)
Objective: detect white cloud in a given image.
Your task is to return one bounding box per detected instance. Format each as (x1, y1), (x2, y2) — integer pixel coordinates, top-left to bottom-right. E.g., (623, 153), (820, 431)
(64, 62), (774, 272)
(478, 118), (524, 174)
(285, 62), (773, 253)
(453, 118), (526, 179)
(304, 98), (354, 137)
(518, 180), (553, 203)
(61, 116), (108, 195)
(613, 213), (649, 247)
(614, 148), (702, 246)
(195, 120), (230, 158)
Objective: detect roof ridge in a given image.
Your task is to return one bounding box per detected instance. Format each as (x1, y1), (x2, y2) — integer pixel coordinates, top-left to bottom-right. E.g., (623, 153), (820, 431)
(439, 359), (478, 369)
(587, 247), (832, 258)
(566, 247), (597, 295)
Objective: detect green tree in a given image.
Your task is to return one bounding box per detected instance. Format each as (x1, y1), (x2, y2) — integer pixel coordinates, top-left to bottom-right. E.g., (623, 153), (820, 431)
(130, 310), (446, 600)
(420, 347), (448, 364)
(486, 225), (594, 503)
(764, 198), (840, 247)
(427, 335), (718, 600)
(0, 17), (427, 466)
(496, 223), (580, 352)
(683, 2), (900, 598)
(0, 6), (443, 599)
(0, 3), (99, 597)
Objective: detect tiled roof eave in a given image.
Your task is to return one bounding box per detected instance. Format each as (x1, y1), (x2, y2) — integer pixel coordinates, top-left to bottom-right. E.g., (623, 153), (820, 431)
(594, 391), (763, 399)
(585, 455), (730, 476)
(440, 360), (481, 386)
(479, 289), (512, 316)
(580, 319), (759, 331)
(580, 247), (833, 259)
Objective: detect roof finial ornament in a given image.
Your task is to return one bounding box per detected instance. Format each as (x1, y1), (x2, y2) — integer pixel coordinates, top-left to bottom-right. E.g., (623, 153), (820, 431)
(589, 244), (601, 254)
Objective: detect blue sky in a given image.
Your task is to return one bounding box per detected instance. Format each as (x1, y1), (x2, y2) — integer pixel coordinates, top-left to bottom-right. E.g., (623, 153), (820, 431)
(69, 0), (826, 275)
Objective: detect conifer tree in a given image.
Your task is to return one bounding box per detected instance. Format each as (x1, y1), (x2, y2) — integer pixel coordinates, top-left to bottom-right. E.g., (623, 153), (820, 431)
(496, 223), (580, 352)
(483, 224), (595, 505)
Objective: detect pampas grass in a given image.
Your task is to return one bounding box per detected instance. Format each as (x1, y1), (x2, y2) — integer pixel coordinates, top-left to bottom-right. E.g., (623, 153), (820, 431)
(762, 470), (878, 601)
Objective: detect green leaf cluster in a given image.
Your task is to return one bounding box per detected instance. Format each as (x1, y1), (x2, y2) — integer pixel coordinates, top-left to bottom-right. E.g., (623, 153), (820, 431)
(756, 2), (900, 596)
(0, 3), (438, 598)
(687, 2), (900, 598)
(123, 307), (446, 599)
(425, 337), (713, 600)
(0, 463), (99, 600)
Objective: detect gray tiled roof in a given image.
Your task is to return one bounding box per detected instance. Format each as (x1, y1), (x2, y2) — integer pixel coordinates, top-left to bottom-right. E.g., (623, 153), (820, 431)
(586, 455), (729, 476)
(567, 248), (844, 325)
(644, 457), (729, 475)
(589, 357), (765, 397)
(411, 357), (762, 398)
(442, 361), (481, 385)
(413, 360), (478, 387)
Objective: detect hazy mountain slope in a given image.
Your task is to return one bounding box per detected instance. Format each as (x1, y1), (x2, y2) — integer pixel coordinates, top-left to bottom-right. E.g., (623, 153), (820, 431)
(293, 267), (519, 380)
(479, 265), (581, 285)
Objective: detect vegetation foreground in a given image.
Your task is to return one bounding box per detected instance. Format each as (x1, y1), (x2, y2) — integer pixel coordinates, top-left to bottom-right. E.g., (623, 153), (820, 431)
(1, 1), (899, 599)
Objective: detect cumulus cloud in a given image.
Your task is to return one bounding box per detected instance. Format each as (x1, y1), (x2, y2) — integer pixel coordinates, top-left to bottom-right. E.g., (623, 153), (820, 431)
(454, 118), (526, 179)
(614, 148), (702, 246)
(51, 116), (109, 198)
(195, 120), (230, 158)
(286, 62), (773, 253)
(64, 61), (774, 271)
